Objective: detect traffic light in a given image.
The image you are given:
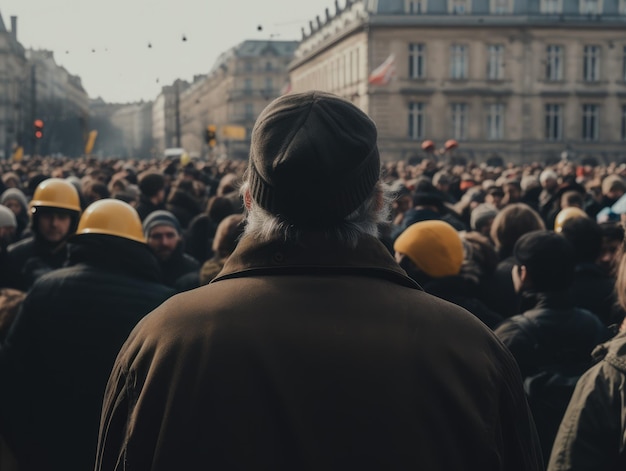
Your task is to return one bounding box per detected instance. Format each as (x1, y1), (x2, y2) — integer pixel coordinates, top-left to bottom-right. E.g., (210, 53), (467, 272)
(34, 119), (44, 139)
(204, 124), (217, 147)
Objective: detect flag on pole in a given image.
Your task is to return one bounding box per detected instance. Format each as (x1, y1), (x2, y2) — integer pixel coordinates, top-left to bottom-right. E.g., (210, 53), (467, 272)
(368, 54), (396, 86)
(85, 130), (98, 156)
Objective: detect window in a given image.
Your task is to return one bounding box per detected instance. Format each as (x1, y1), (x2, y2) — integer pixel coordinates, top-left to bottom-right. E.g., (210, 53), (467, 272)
(265, 61), (273, 71)
(491, 0), (510, 13)
(450, 45), (468, 79)
(244, 103), (254, 119)
(406, 0), (426, 13)
(409, 43), (426, 79)
(546, 45), (564, 81)
(408, 102), (425, 140)
(486, 104), (504, 140)
(487, 45), (504, 80)
(622, 105), (626, 140)
(264, 77), (273, 92)
(451, 103), (468, 140)
(244, 78), (253, 94)
(581, 0), (600, 14)
(450, 0), (470, 14)
(582, 104), (599, 141)
(621, 0), (626, 14)
(545, 104), (563, 141)
(541, 0), (561, 13)
(583, 45), (600, 82)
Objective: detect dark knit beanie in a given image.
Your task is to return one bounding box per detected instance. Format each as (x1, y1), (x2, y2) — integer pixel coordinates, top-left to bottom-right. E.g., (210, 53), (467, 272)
(138, 172), (166, 198)
(142, 210), (181, 237)
(248, 90), (380, 228)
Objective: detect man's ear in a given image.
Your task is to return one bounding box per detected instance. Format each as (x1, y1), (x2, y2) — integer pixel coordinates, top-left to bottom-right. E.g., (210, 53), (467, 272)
(244, 189), (253, 210)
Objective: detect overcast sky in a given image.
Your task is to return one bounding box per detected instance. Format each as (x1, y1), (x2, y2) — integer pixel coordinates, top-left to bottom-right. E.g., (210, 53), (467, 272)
(2, 0), (337, 103)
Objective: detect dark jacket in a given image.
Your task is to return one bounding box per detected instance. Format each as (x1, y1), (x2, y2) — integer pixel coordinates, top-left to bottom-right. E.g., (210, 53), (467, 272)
(95, 234), (543, 471)
(0, 235), (174, 471)
(569, 262), (619, 326)
(157, 243), (200, 289)
(482, 255), (521, 319)
(495, 291), (610, 462)
(548, 331), (626, 471)
(3, 236), (71, 291)
(136, 195), (165, 221)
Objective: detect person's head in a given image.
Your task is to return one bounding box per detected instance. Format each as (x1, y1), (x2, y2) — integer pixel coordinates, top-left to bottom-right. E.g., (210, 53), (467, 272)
(74, 198), (146, 246)
(470, 203), (498, 238)
(602, 174), (626, 201)
(502, 179), (522, 205)
(241, 90), (386, 248)
(539, 169), (559, 192)
(138, 171), (166, 203)
(559, 215), (602, 264)
(460, 230), (499, 285)
(0, 204), (17, 245)
(212, 213), (245, 259)
(142, 210), (182, 261)
(490, 203), (546, 257)
(393, 220), (464, 281)
(597, 222), (624, 276)
(29, 178), (81, 244)
(484, 185), (505, 209)
(512, 230), (575, 294)
(0, 188), (28, 217)
(553, 206), (588, 233)
(432, 171), (452, 194)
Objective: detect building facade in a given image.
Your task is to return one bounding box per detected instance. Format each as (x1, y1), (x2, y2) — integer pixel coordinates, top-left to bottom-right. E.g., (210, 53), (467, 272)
(290, 0), (626, 164)
(178, 40), (298, 160)
(0, 14), (27, 160)
(110, 102), (153, 158)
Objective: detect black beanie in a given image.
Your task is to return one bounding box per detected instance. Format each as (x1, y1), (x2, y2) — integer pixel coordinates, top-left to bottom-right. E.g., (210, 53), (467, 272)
(139, 172), (166, 198)
(248, 90), (380, 228)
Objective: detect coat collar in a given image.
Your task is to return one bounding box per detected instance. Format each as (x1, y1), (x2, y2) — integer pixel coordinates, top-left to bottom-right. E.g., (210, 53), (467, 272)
(211, 233), (422, 291)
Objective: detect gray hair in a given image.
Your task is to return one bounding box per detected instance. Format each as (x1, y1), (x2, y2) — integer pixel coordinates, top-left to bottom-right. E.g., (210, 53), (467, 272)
(240, 181), (392, 249)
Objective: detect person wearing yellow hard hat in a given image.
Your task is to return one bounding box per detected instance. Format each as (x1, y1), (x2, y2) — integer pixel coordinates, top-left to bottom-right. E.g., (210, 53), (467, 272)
(3, 178), (82, 290)
(0, 198), (174, 471)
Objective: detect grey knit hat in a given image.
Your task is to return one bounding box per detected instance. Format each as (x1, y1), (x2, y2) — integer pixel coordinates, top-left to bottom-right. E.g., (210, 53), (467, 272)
(0, 188), (28, 211)
(248, 90), (380, 228)
(142, 210), (181, 238)
(0, 204), (17, 228)
(470, 203), (498, 232)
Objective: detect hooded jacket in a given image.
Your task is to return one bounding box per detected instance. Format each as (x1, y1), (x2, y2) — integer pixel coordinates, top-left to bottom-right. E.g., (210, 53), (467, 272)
(95, 233), (542, 471)
(548, 332), (626, 471)
(0, 234), (174, 471)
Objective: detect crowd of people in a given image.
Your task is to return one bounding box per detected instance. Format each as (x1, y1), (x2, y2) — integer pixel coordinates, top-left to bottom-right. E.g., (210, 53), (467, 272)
(0, 90), (626, 469)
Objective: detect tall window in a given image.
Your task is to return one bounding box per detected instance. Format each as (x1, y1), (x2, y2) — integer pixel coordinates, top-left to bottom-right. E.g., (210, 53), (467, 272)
(583, 45), (601, 82)
(450, 0), (470, 14)
(264, 78), (273, 92)
(541, 0), (561, 13)
(582, 104), (599, 141)
(409, 43), (426, 79)
(545, 104), (563, 141)
(622, 105), (626, 140)
(581, 0), (600, 14)
(486, 104), (504, 140)
(450, 45), (468, 79)
(245, 103), (254, 119)
(487, 45), (504, 80)
(546, 45), (564, 81)
(622, 46), (626, 81)
(491, 0), (510, 13)
(451, 103), (468, 140)
(408, 102), (425, 140)
(406, 0), (426, 13)
(244, 78), (253, 94)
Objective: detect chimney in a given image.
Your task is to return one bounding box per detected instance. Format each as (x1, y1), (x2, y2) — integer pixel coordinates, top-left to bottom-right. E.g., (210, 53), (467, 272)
(10, 16), (17, 41)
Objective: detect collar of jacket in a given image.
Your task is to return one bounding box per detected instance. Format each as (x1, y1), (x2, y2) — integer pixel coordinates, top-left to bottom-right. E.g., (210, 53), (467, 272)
(211, 233), (422, 291)
(520, 290), (573, 312)
(591, 331), (626, 372)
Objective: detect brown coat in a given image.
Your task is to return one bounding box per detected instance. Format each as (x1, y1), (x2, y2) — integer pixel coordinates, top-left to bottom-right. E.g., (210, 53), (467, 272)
(96, 234), (543, 471)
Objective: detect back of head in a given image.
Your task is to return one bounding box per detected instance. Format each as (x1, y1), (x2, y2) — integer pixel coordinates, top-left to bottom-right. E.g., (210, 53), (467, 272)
(394, 220), (464, 278)
(559, 216), (603, 264)
(247, 90), (380, 229)
(75, 199), (146, 244)
(554, 206), (588, 233)
(514, 230), (575, 292)
(470, 203), (498, 232)
(490, 203), (545, 255)
(212, 213), (245, 258)
(138, 172), (166, 198)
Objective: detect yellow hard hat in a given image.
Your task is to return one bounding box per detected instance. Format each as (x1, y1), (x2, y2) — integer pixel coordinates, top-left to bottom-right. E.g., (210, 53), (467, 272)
(75, 199), (146, 244)
(554, 206), (588, 233)
(30, 178), (81, 213)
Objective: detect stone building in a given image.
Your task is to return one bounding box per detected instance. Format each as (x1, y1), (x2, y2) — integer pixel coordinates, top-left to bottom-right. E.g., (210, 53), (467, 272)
(178, 40), (298, 160)
(0, 14), (27, 160)
(290, 0), (626, 164)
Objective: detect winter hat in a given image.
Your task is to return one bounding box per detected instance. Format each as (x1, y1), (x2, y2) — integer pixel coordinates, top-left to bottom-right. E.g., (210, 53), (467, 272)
(394, 220), (464, 278)
(138, 172), (166, 198)
(142, 210), (181, 238)
(539, 169), (558, 185)
(602, 174), (626, 195)
(248, 90), (380, 228)
(0, 188), (28, 210)
(470, 204), (498, 232)
(0, 204), (17, 228)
